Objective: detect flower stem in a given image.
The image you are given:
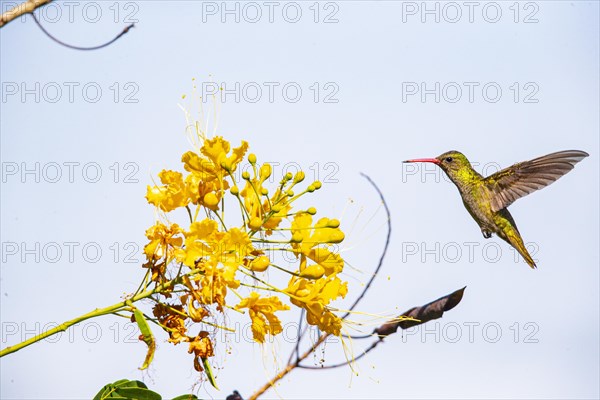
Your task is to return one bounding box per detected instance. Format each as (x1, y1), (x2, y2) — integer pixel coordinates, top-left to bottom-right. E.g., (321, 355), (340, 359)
(0, 302), (127, 357)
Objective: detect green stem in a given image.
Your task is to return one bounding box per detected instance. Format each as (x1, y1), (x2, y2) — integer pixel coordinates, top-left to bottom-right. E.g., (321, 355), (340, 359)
(0, 268), (201, 358)
(210, 208), (228, 232)
(0, 303), (126, 358)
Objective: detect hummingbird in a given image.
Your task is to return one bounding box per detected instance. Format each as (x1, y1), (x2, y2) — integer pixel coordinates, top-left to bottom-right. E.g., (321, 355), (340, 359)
(404, 150), (589, 268)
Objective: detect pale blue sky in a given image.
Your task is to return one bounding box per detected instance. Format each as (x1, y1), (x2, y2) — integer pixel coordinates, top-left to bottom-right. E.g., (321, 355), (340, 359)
(1, 1), (599, 399)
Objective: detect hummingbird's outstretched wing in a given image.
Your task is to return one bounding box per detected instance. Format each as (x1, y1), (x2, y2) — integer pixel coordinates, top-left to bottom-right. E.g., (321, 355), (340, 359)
(484, 150), (589, 212)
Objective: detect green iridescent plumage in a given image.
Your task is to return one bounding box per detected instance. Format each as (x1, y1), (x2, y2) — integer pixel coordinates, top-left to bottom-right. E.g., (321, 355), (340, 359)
(405, 150), (589, 268)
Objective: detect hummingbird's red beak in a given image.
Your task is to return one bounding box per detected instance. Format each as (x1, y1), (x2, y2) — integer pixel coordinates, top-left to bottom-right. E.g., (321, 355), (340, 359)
(403, 158), (441, 165)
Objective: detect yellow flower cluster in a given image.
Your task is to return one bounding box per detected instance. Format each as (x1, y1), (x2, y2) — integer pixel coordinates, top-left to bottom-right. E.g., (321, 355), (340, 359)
(142, 136), (347, 377)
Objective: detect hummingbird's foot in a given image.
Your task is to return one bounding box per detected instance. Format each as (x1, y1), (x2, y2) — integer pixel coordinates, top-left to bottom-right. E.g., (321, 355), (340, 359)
(482, 230), (492, 239)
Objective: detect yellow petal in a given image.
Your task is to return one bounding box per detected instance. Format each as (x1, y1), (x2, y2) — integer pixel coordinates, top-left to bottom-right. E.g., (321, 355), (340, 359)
(299, 264), (325, 279)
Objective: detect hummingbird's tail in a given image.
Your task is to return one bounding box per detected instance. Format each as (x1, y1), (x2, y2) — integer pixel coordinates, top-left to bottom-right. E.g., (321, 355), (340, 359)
(494, 209), (537, 269)
(503, 229), (537, 269)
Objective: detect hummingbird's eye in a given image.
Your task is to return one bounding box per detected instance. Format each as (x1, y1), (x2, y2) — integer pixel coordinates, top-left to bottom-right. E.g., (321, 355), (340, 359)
(445, 157), (453, 162)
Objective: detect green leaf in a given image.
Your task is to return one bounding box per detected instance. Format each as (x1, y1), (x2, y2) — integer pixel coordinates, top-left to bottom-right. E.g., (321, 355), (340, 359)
(133, 308), (156, 370)
(202, 357), (219, 390)
(114, 387), (162, 400)
(116, 380), (148, 389)
(93, 379), (159, 400)
(171, 395), (200, 400)
(111, 379), (131, 387)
